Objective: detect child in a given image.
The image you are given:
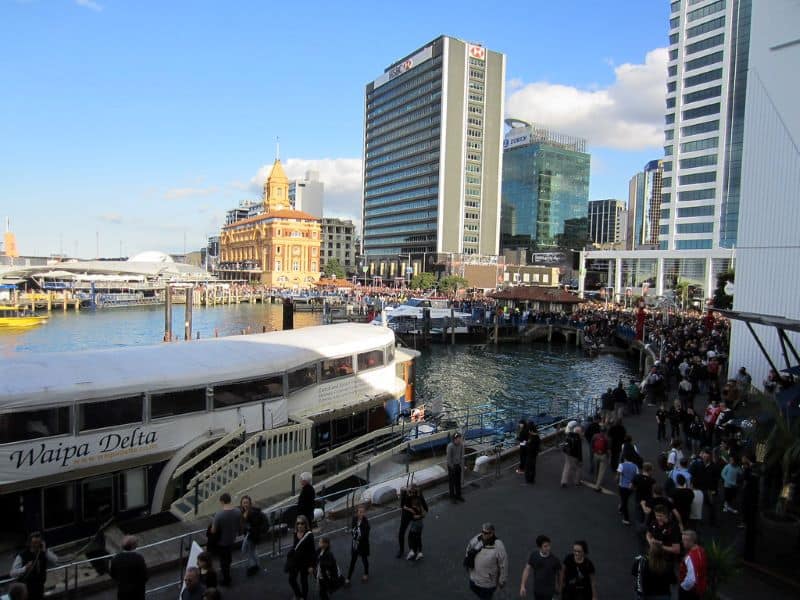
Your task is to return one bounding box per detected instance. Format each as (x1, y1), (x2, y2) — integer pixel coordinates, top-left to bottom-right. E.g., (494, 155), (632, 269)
(656, 404), (667, 442)
(721, 456), (742, 514)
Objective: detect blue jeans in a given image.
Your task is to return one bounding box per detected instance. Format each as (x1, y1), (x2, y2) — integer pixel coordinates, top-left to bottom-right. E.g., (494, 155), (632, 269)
(242, 533), (259, 569)
(469, 580), (496, 599)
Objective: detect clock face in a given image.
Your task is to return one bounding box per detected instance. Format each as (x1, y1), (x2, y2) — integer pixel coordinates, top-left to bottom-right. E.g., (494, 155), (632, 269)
(292, 246), (301, 256)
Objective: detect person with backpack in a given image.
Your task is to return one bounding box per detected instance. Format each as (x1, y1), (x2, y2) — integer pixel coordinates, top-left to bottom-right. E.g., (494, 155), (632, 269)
(315, 536), (344, 600)
(240, 495), (265, 577)
(346, 505), (370, 584)
(590, 426), (609, 491)
(464, 523), (508, 599)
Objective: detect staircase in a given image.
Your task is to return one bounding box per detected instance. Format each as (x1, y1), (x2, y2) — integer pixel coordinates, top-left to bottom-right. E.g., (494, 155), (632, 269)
(170, 418), (314, 520)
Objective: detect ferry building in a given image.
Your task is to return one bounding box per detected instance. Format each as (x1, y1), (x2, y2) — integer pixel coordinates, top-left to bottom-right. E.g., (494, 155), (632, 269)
(218, 159), (321, 288)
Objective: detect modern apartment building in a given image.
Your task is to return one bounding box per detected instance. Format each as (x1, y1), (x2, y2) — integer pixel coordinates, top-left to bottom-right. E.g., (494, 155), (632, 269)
(361, 35), (505, 279)
(289, 170), (324, 219)
(627, 160), (664, 249)
(320, 217), (356, 273)
(660, 0), (751, 250)
(500, 120), (590, 253)
(588, 199), (626, 246)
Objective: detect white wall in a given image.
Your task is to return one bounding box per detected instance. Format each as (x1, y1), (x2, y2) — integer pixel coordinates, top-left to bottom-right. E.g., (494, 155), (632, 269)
(728, 0), (800, 387)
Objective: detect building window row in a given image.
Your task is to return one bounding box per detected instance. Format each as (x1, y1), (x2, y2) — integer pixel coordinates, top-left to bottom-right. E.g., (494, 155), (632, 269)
(367, 93), (441, 129)
(666, 97), (676, 109)
(685, 51), (724, 72)
(364, 196), (438, 216)
(665, 129), (675, 141)
(365, 152), (438, 179)
(661, 208), (671, 219)
(366, 104), (439, 139)
(367, 57), (442, 101)
(670, 32), (680, 45)
(670, 16), (680, 29)
(687, 15), (725, 38)
(668, 65), (678, 77)
(665, 113), (675, 125)
(365, 210), (437, 226)
(687, 0), (726, 23)
(677, 222), (714, 234)
(671, 0), (681, 12)
(663, 161), (673, 172)
(681, 119), (719, 136)
(664, 145), (674, 156)
(469, 69), (484, 80)
(676, 239), (713, 249)
(367, 117), (441, 152)
(660, 225), (670, 235)
(679, 153), (718, 169)
(678, 188), (715, 201)
(366, 126), (439, 160)
(364, 175), (438, 199)
(684, 67), (723, 88)
(679, 171), (716, 185)
(662, 177), (672, 188)
(366, 139), (438, 168)
(363, 221), (438, 237)
(684, 85), (721, 104)
(364, 185), (438, 206)
(678, 204), (715, 217)
(667, 81), (677, 93)
(669, 48), (679, 61)
(686, 33), (725, 55)
(682, 102), (720, 120)
(469, 92), (484, 103)
(364, 233), (437, 245)
(680, 136), (718, 153)
(365, 162), (438, 188)
(662, 193), (672, 203)
(367, 74), (442, 114)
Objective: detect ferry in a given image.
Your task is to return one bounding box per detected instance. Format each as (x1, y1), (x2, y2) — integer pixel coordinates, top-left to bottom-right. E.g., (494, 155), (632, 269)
(0, 305), (48, 328)
(0, 323), (417, 543)
(373, 304), (473, 335)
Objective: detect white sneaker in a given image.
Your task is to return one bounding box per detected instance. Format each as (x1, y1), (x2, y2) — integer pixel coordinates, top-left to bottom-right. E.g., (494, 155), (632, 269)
(406, 551), (416, 560)
(415, 552), (424, 561)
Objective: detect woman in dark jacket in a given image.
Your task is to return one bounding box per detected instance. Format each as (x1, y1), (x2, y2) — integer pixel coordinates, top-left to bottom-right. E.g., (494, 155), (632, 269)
(525, 426), (541, 484)
(396, 484), (428, 558)
(316, 536), (342, 600)
(346, 504), (370, 584)
(286, 515), (316, 600)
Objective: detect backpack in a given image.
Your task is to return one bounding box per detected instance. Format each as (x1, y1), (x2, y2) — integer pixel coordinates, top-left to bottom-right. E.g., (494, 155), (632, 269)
(592, 433), (609, 455)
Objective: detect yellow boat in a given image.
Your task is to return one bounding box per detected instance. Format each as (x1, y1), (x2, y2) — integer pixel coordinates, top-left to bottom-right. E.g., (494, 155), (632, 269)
(0, 305), (49, 328)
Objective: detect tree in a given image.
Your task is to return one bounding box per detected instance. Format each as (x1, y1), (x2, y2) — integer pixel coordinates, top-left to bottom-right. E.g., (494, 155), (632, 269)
(712, 269), (734, 309)
(409, 272), (437, 290)
(673, 279), (691, 310)
(439, 275), (469, 295)
(323, 258), (345, 279)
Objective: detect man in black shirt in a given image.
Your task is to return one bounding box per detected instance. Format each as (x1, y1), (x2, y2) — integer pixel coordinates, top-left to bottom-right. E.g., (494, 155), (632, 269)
(632, 462), (656, 525)
(607, 420), (626, 470)
(297, 472), (316, 525)
(689, 448), (719, 526)
(109, 535), (148, 600)
(645, 506), (681, 566)
(671, 474), (694, 530)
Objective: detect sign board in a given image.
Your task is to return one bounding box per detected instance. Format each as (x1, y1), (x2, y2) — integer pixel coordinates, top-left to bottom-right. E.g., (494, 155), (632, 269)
(373, 46), (433, 88)
(468, 44), (485, 61)
(503, 131), (531, 151)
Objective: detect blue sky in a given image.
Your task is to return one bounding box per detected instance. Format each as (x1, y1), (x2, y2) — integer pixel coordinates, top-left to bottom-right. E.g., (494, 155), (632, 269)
(1, 0), (670, 257)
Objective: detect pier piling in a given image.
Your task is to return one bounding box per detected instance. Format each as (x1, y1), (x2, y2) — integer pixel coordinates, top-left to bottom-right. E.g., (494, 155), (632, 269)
(184, 287), (193, 340)
(164, 286), (172, 342)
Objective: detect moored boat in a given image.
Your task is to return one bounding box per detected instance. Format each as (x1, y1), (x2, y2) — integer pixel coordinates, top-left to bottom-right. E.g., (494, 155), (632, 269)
(0, 305), (48, 328)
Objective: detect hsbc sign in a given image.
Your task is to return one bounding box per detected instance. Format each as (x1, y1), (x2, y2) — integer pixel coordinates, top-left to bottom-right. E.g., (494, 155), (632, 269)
(373, 46), (434, 88)
(468, 44), (486, 61)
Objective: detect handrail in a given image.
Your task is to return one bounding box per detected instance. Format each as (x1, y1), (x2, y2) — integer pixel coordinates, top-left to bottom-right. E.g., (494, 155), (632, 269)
(172, 425), (245, 481)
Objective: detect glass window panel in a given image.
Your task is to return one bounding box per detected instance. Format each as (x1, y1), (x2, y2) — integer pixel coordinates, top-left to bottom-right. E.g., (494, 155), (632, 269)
(150, 388), (206, 419)
(357, 349), (385, 371)
(288, 365), (317, 393)
(321, 356), (353, 381)
(44, 483), (76, 529)
(83, 476), (114, 520)
(0, 407), (70, 443)
(79, 397), (143, 432)
(121, 468), (147, 510)
(213, 376), (283, 408)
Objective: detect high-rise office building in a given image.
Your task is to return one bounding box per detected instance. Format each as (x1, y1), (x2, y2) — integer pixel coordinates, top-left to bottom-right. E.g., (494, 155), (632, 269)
(627, 160), (664, 249)
(588, 199), (625, 246)
(660, 0), (751, 250)
(361, 36), (505, 278)
(500, 120), (590, 253)
(289, 170), (324, 219)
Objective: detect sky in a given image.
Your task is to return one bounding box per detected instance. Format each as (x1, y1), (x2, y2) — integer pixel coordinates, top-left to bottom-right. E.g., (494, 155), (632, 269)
(1, 0), (670, 257)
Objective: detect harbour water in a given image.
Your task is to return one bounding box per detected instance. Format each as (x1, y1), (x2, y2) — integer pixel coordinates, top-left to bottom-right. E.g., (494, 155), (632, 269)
(0, 304), (637, 412)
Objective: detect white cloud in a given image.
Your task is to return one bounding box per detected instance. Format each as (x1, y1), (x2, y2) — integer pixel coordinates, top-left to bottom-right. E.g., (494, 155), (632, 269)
(250, 158), (363, 220)
(506, 48), (668, 150)
(97, 212), (122, 224)
(164, 186), (219, 200)
(75, 0), (103, 11)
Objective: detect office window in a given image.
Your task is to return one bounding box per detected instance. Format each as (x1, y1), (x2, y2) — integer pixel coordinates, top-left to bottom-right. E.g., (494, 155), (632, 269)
(665, 129), (675, 141)
(678, 188), (715, 201)
(668, 65), (678, 77)
(670, 16), (680, 29)
(679, 171), (716, 185)
(662, 161), (673, 172)
(687, 15), (725, 38)
(150, 388), (206, 419)
(667, 81), (676, 93)
(661, 209), (671, 219)
(670, 33), (679, 45)
(684, 86), (721, 104)
(0, 407), (71, 443)
(681, 137), (718, 152)
(685, 51), (724, 72)
(678, 205), (715, 217)
(677, 222), (714, 234)
(680, 154), (718, 169)
(665, 114), (675, 125)
(664, 145), (673, 156)
(671, 0), (681, 12)
(684, 68), (723, 88)
(662, 177), (672, 188)
(79, 396), (143, 431)
(669, 49), (679, 60)
(666, 97), (676, 109)
(676, 239), (713, 249)
(214, 376), (283, 408)
(687, 0), (726, 22)
(660, 225), (670, 235)
(686, 33), (725, 55)
(681, 120), (719, 136)
(662, 193), (672, 203)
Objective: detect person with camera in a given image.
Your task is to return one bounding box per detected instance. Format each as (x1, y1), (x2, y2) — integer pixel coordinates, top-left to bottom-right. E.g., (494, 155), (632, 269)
(464, 522), (508, 599)
(10, 532), (59, 600)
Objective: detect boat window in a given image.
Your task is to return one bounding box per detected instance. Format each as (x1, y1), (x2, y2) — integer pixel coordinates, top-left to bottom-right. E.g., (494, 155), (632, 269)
(213, 375), (283, 409)
(357, 349), (384, 371)
(288, 366), (317, 393)
(79, 396), (143, 432)
(120, 468), (147, 510)
(352, 412), (367, 435)
(0, 406), (71, 444)
(335, 417), (350, 439)
(387, 344), (395, 363)
(82, 476), (114, 521)
(150, 388), (207, 419)
(321, 356), (353, 381)
(43, 482), (76, 530)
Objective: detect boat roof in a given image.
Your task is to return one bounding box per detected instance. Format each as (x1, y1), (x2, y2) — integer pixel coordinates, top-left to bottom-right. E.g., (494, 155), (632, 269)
(0, 324), (395, 410)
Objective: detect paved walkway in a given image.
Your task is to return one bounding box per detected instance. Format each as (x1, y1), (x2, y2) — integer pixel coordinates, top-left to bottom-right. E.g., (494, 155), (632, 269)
(84, 404), (796, 600)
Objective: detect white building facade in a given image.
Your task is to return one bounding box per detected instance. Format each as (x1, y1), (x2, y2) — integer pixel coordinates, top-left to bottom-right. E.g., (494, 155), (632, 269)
(321, 217), (356, 273)
(727, 0), (800, 388)
(289, 171), (324, 219)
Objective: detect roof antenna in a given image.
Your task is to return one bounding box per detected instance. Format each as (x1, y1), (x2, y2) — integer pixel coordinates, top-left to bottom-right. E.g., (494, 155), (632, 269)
(276, 136), (280, 161)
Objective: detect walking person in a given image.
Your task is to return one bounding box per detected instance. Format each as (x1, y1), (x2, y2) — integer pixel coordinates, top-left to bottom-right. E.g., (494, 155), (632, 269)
(396, 484), (427, 558)
(679, 531), (708, 600)
(239, 495), (265, 576)
(561, 424), (583, 488)
(210, 493), (240, 587)
(590, 425), (609, 491)
(447, 432), (466, 501)
(10, 532), (59, 600)
(655, 404), (667, 443)
(405, 486), (427, 560)
(316, 536), (343, 600)
(465, 523), (508, 599)
(560, 541), (597, 600)
(346, 505), (370, 584)
(297, 472), (316, 526)
(109, 535), (148, 600)
(632, 542), (673, 600)
(617, 453), (639, 526)
(180, 567), (206, 600)
(519, 534), (561, 600)
(516, 420), (529, 474)
(721, 455), (742, 514)
(525, 426), (542, 484)
(285, 515), (316, 600)
(608, 419), (626, 470)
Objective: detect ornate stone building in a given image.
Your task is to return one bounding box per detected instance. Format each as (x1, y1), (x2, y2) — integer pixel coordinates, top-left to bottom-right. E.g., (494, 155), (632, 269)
(219, 159), (321, 288)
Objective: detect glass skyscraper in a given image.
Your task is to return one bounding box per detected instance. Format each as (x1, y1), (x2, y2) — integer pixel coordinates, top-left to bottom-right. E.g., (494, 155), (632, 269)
(361, 36), (505, 278)
(627, 159), (664, 248)
(500, 121), (590, 253)
(660, 0), (751, 250)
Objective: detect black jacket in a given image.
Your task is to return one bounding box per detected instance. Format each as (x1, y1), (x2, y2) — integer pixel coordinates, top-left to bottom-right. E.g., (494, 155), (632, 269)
(287, 531), (317, 571)
(350, 516), (371, 556)
(400, 490), (428, 522)
(109, 551), (148, 600)
(298, 483), (316, 523)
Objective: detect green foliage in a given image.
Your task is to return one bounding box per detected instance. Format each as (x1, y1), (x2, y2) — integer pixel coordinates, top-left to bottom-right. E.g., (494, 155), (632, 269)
(674, 279), (691, 309)
(759, 399), (800, 514)
(322, 258), (346, 279)
(409, 271), (437, 290)
(703, 540), (739, 600)
(712, 269), (734, 309)
(438, 275), (469, 294)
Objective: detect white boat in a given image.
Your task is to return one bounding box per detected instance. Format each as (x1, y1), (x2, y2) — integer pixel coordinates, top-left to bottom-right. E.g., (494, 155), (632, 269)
(0, 323), (418, 539)
(372, 305), (473, 334)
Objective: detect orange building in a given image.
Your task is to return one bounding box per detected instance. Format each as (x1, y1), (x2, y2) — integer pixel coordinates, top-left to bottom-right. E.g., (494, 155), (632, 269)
(219, 159), (321, 288)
